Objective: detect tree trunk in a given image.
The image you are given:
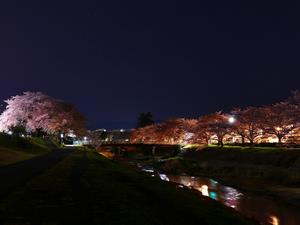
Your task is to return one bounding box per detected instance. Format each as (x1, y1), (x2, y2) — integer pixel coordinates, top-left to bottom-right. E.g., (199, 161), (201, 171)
(277, 135), (283, 146)
(206, 138), (210, 145)
(241, 136), (245, 145)
(218, 137), (224, 147)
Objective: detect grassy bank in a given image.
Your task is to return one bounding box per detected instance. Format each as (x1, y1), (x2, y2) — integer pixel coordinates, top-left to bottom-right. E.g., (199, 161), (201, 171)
(156, 146), (300, 206)
(0, 149), (257, 225)
(0, 134), (52, 166)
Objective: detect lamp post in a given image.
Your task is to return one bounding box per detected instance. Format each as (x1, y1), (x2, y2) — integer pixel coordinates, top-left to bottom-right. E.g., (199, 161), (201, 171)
(228, 116), (236, 144)
(228, 116), (236, 124)
(60, 133), (64, 146)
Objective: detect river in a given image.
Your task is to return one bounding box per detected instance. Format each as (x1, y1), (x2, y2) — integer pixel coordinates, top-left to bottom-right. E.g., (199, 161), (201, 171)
(140, 166), (300, 225)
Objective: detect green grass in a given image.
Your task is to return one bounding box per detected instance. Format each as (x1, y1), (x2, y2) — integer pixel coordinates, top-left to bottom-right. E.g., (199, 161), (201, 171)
(186, 145), (300, 169)
(0, 134), (52, 165)
(0, 134), (50, 154)
(0, 150), (257, 225)
(0, 147), (34, 166)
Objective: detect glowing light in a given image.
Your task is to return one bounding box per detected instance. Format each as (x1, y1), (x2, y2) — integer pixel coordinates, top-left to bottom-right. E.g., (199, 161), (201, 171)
(8, 131), (13, 135)
(120, 129), (125, 132)
(201, 185), (209, 197)
(209, 192), (218, 200)
(159, 174), (170, 182)
(142, 168), (154, 173)
(228, 116), (236, 124)
(269, 215), (280, 225)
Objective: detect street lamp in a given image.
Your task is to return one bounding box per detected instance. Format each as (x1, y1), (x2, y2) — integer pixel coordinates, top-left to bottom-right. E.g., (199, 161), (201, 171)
(60, 133), (64, 145)
(228, 116), (236, 124)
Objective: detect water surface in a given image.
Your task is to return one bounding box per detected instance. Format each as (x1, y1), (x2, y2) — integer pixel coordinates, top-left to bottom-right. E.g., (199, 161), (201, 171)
(143, 168), (300, 225)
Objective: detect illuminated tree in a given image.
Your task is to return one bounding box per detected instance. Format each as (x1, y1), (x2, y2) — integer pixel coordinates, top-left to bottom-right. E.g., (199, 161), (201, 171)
(190, 118), (214, 144)
(231, 108), (249, 144)
(157, 119), (186, 144)
(261, 102), (300, 144)
(0, 92), (86, 135)
(130, 125), (158, 143)
(193, 112), (230, 147)
(233, 107), (264, 145)
(130, 118), (196, 145)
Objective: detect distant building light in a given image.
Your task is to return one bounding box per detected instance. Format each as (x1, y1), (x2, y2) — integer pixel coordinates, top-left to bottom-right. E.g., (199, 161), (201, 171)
(120, 129), (125, 132)
(8, 131), (13, 135)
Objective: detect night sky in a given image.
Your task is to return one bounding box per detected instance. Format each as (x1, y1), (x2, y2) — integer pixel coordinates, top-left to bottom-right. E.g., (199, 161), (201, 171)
(1, 1), (300, 129)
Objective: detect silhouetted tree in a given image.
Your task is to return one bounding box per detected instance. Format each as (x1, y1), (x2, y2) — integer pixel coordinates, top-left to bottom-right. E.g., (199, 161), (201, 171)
(136, 112), (154, 128)
(8, 120), (27, 136)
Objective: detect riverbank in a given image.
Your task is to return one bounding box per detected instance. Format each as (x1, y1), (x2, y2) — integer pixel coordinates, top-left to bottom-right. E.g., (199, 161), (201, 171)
(0, 149), (257, 225)
(155, 146), (300, 207)
(0, 134), (52, 166)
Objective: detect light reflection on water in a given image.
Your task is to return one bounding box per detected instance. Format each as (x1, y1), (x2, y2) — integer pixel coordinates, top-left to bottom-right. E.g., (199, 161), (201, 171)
(269, 215), (280, 225)
(154, 173), (300, 225)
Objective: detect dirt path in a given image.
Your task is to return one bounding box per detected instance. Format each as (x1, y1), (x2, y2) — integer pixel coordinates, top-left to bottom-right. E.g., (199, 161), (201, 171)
(0, 148), (74, 197)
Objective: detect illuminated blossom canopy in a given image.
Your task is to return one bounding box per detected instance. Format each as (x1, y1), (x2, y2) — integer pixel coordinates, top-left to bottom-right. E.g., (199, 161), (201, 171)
(0, 92), (86, 134)
(130, 118), (197, 145)
(130, 91), (300, 146)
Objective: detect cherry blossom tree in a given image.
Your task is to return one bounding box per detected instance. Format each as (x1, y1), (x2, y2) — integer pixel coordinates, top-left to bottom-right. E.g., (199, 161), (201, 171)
(260, 102), (300, 144)
(130, 118), (196, 145)
(157, 118), (188, 144)
(130, 125), (158, 144)
(190, 118), (214, 144)
(201, 112), (231, 146)
(188, 112), (231, 146)
(231, 108), (250, 144)
(0, 92), (86, 135)
(232, 107), (264, 145)
(130, 91), (300, 146)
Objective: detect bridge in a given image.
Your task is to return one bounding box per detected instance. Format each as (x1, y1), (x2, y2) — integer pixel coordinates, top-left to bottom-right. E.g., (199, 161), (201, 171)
(98, 143), (181, 157)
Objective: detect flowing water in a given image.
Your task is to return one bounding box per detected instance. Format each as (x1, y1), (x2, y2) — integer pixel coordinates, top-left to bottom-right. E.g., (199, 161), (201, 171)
(140, 166), (300, 225)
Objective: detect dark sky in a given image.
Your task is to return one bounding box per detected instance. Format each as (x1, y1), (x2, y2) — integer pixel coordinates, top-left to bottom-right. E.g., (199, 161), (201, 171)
(1, 1), (300, 129)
